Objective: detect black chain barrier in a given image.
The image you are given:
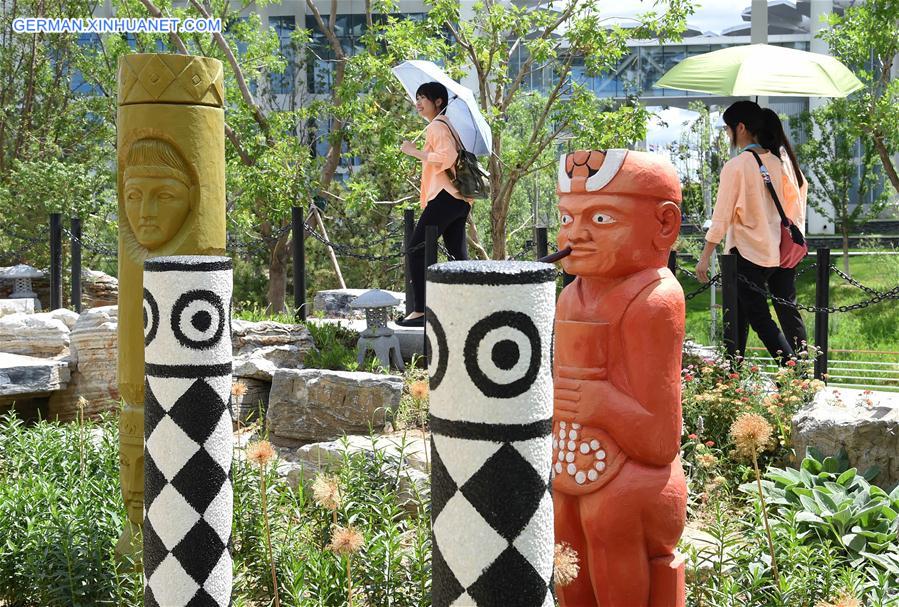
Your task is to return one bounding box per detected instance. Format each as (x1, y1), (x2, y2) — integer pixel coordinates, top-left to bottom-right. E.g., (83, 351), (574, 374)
(829, 264), (894, 299)
(62, 227), (118, 257)
(736, 272), (899, 314)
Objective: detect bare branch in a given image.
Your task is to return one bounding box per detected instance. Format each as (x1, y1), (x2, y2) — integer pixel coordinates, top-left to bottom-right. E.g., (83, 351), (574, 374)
(189, 0), (270, 137)
(138, 0), (189, 54)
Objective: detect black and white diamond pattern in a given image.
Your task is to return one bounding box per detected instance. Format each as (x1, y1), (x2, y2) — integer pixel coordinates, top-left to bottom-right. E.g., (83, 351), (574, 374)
(431, 433), (554, 607)
(144, 375), (233, 607)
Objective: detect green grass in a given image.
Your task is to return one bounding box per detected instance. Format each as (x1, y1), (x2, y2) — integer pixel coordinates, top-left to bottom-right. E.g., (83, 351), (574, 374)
(679, 249), (899, 389)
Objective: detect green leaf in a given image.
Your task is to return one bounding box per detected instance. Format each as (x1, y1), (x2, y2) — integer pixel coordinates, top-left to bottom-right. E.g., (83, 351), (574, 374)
(836, 468), (857, 486)
(842, 533), (868, 553)
(822, 456), (841, 473)
(795, 511), (825, 524)
(862, 465), (881, 482)
(799, 494), (822, 514)
(802, 456), (823, 475)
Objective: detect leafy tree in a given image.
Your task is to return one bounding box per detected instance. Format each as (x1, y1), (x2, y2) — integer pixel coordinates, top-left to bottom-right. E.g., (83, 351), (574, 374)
(392, 0), (693, 258)
(819, 0), (899, 193)
(792, 100), (895, 273)
(0, 0), (118, 272)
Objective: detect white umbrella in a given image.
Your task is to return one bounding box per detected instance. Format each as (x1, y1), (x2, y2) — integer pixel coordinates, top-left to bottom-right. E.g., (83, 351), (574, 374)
(391, 60), (492, 157)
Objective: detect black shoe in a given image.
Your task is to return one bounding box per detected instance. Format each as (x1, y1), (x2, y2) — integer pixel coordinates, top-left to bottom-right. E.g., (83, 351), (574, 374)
(395, 315), (424, 327)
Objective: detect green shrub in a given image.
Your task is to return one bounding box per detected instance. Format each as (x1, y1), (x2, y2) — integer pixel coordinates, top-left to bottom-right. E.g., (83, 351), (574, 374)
(0, 413), (141, 606)
(0, 413), (430, 606)
(742, 448), (899, 577)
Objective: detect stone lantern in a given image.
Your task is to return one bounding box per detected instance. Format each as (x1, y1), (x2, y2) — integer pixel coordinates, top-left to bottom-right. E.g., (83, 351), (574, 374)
(0, 264), (44, 312)
(350, 289), (404, 371)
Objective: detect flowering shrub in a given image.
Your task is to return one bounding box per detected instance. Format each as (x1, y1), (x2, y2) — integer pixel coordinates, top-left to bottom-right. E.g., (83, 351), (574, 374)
(680, 347), (824, 465)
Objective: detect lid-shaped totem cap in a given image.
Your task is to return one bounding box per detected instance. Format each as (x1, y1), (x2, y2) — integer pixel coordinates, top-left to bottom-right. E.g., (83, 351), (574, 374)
(118, 54), (224, 108)
(350, 289), (401, 309)
(557, 148), (682, 204)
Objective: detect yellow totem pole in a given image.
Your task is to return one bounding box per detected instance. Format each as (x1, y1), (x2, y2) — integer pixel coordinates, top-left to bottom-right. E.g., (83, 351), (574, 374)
(117, 54), (226, 555)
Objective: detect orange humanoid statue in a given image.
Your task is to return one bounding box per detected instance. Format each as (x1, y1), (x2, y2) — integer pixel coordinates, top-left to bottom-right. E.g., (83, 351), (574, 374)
(552, 149), (687, 607)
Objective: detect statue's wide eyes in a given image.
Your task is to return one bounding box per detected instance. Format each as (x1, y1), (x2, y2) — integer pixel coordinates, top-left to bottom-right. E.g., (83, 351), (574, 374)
(560, 213), (573, 226)
(592, 213), (615, 225)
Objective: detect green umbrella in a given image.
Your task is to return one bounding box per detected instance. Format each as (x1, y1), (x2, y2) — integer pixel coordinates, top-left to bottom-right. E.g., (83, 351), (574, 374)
(654, 43), (863, 98)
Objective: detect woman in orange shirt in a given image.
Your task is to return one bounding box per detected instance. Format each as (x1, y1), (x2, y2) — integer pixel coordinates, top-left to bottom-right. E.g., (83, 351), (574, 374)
(396, 82), (472, 326)
(696, 101), (807, 365)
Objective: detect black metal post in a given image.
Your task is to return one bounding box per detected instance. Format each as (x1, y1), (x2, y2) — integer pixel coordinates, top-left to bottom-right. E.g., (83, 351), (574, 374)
(424, 225), (439, 359)
(667, 250), (677, 274)
(49, 213), (62, 310)
(814, 248), (831, 382)
(720, 254), (739, 360)
(535, 226), (548, 261)
(404, 208), (415, 315)
(292, 206), (306, 321)
(70, 217), (82, 313)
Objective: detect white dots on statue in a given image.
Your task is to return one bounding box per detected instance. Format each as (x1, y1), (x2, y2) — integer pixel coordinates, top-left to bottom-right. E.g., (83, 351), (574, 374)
(595, 461), (606, 472)
(575, 471), (586, 485)
(588, 469), (598, 482)
(572, 423), (581, 430)
(553, 439), (559, 449)
(568, 430), (577, 440)
(559, 429), (566, 439)
(555, 462), (563, 474)
(596, 450), (606, 460)
(579, 443), (590, 454)
(590, 439), (600, 450)
(565, 452), (575, 463)
(567, 463), (577, 475)
(557, 451), (565, 462)
(560, 422), (567, 429)
(567, 440), (576, 451)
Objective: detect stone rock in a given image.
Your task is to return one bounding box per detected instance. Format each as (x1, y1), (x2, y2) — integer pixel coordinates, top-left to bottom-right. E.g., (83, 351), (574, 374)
(231, 377), (270, 424)
(82, 269), (118, 309)
(232, 320), (315, 380)
(0, 352), (70, 398)
(50, 308), (79, 330)
(48, 306), (119, 421)
(267, 369), (403, 446)
(0, 299), (34, 317)
(274, 433), (431, 511)
(313, 289), (406, 320)
(0, 312), (71, 358)
(792, 387), (899, 489)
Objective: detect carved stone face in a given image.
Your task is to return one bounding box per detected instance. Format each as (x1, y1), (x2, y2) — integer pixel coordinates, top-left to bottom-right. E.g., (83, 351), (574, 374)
(124, 175), (191, 250)
(557, 193), (664, 279)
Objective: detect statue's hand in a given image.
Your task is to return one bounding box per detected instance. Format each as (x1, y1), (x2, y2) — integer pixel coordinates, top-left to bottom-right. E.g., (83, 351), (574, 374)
(554, 376), (609, 426)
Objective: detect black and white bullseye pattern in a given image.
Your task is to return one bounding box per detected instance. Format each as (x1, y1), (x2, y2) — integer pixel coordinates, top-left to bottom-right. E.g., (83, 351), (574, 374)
(143, 256), (233, 607)
(426, 261), (556, 607)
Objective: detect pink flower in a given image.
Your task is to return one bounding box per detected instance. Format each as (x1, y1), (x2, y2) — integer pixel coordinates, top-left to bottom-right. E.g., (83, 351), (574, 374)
(688, 434), (698, 440)
(786, 360), (797, 367)
(684, 374), (694, 382)
(705, 441), (715, 447)
(729, 373), (740, 380)
(750, 365), (760, 373)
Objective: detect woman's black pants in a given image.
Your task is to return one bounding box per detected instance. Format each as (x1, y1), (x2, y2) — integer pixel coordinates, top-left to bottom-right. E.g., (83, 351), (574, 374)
(732, 249), (796, 366)
(408, 190), (470, 313)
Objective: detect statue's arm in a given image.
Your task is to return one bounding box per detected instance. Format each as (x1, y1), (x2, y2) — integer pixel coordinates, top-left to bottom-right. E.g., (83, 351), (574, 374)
(562, 280), (684, 466)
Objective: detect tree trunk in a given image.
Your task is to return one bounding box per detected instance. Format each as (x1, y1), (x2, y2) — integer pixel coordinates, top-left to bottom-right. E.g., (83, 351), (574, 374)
(872, 134), (899, 194)
(267, 230), (292, 313)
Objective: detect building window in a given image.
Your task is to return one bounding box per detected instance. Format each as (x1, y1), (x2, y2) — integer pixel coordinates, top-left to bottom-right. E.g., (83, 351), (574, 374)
(270, 16), (297, 95)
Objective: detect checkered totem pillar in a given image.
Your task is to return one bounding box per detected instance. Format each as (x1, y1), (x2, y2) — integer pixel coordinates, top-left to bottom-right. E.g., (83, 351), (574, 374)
(426, 260), (556, 607)
(142, 256), (233, 606)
